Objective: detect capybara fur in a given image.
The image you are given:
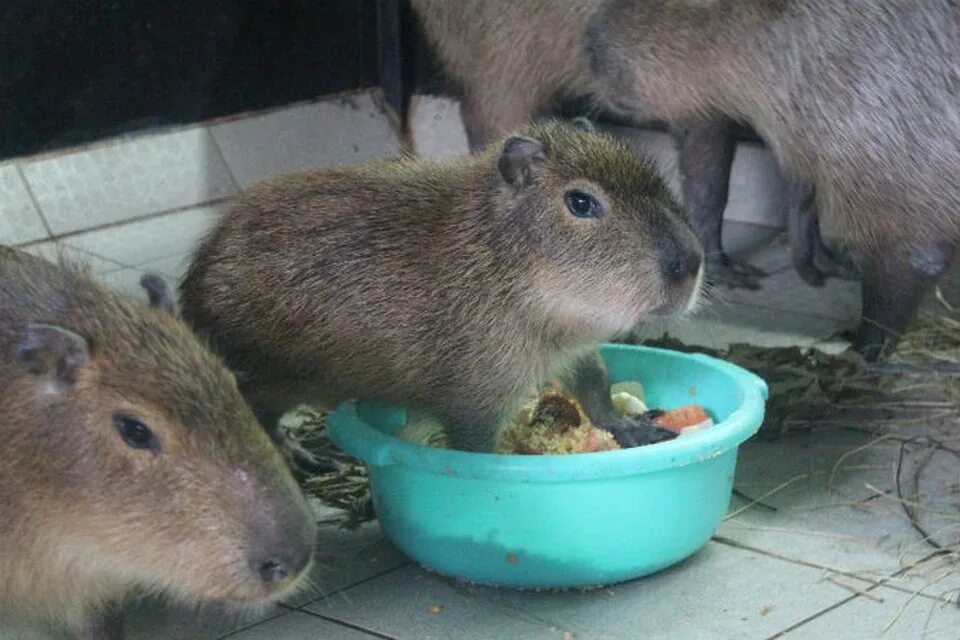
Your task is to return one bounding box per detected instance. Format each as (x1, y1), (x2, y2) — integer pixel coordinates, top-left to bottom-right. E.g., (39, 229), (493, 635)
(411, 0), (600, 147)
(586, 0), (960, 358)
(0, 247), (316, 639)
(180, 120), (703, 453)
(410, 0), (855, 290)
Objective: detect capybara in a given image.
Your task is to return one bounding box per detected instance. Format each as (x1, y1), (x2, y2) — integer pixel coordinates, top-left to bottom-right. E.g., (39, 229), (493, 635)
(586, 0), (959, 359)
(180, 120), (703, 453)
(0, 248), (316, 639)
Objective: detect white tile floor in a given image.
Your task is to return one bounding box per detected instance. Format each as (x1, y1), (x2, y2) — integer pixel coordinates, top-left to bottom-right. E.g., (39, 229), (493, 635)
(3, 92), (959, 640)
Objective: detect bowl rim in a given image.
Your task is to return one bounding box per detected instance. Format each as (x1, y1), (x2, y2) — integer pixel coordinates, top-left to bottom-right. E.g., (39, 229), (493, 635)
(328, 343), (768, 481)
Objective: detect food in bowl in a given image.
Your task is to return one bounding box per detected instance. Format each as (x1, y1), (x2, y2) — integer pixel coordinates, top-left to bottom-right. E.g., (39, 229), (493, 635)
(327, 343), (769, 588)
(396, 380), (714, 454)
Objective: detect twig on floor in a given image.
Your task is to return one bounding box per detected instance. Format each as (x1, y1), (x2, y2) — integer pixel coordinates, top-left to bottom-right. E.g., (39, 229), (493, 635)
(883, 570), (953, 632)
(711, 535), (888, 587)
(824, 574), (885, 602)
(895, 441), (944, 550)
(722, 522), (878, 546)
(864, 483), (960, 521)
(828, 435), (894, 486)
(724, 473), (815, 519)
(731, 488), (778, 512)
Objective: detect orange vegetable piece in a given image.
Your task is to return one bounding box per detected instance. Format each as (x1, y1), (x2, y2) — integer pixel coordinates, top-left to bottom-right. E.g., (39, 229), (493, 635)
(653, 405), (710, 431)
(582, 427), (620, 452)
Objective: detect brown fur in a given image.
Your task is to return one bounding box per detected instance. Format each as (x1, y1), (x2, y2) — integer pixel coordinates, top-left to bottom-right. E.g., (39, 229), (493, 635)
(412, 0), (602, 145)
(180, 120), (702, 452)
(0, 247), (316, 637)
(587, 0), (960, 357)
(411, 0), (857, 291)
(588, 0), (960, 252)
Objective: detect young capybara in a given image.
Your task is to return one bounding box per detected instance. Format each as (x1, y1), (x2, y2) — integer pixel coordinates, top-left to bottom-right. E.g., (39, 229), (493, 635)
(0, 248), (316, 640)
(180, 120), (703, 453)
(409, 0), (855, 290)
(586, 0), (960, 359)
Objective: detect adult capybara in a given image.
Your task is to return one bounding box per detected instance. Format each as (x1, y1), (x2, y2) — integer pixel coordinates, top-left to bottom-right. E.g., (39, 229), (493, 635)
(587, 0), (960, 359)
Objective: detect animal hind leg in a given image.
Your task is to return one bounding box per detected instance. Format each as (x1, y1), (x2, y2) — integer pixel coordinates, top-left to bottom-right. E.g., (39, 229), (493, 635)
(853, 239), (956, 361)
(675, 118), (767, 290)
(786, 180), (859, 287)
(73, 606), (123, 640)
(459, 88), (544, 152)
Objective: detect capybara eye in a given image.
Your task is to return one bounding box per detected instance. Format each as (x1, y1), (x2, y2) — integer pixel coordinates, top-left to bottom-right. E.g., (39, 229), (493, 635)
(564, 190), (601, 218)
(114, 414), (157, 451)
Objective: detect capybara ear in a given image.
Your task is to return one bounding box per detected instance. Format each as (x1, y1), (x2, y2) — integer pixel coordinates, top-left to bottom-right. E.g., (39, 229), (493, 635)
(140, 273), (176, 315)
(570, 116), (597, 133)
(497, 136), (547, 188)
(16, 323), (90, 390)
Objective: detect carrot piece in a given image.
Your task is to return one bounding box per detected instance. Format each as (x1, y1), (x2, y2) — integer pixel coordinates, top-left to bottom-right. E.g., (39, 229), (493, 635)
(582, 427), (620, 452)
(653, 404), (710, 431)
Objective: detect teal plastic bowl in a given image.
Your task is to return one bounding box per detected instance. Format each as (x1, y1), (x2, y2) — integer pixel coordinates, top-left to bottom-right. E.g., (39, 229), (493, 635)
(328, 343), (767, 589)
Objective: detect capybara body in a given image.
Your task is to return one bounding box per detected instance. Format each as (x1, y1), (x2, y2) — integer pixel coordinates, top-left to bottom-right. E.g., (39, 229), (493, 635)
(0, 248), (316, 639)
(411, 0), (600, 146)
(410, 0), (854, 290)
(587, 0), (960, 358)
(181, 120), (703, 452)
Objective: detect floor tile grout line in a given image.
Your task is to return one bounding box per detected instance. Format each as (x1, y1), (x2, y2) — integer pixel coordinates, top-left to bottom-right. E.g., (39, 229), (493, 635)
(714, 535), (955, 605)
(291, 610), (401, 640)
(14, 162), (55, 239)
(14, 196), (233, 249)
(446, 583), (582, 638)
(285, 560), (413, 612)
(763, 592), (861, 640)
(60, 244), (194, 276)
(214, 609), (292, 639)
(25, 242), (131, 273)
(206, 126), (244, 194)
(762, 550), (953, 639)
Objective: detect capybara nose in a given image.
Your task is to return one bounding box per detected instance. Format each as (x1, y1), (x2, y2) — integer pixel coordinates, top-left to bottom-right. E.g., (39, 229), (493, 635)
(661, 245), (703, 282)
(249, 533), (313, 585)
(252, 545), (311, 584)
(256, 557), (291, 584)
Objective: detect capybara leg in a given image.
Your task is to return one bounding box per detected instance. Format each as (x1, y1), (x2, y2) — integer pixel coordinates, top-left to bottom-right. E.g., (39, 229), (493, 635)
(442, 407), (503, 453)
(786, 180), (859, 287)
(458, 95), (490, 153)
(562, 351), (676, 448)
(853, 240), (956, 362)
(73, 606), (123, 640)
(459, 89), (541, 153)
(675, 119), (766, 290)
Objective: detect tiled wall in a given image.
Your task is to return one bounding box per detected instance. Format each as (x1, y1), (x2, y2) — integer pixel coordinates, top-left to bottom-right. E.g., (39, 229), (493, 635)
(0, 90), (401, 297)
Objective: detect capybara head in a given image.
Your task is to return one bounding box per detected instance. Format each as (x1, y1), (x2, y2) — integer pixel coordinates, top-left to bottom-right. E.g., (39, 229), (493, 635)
(1, 259), (316, 620)
(487, 119), (703, 336)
